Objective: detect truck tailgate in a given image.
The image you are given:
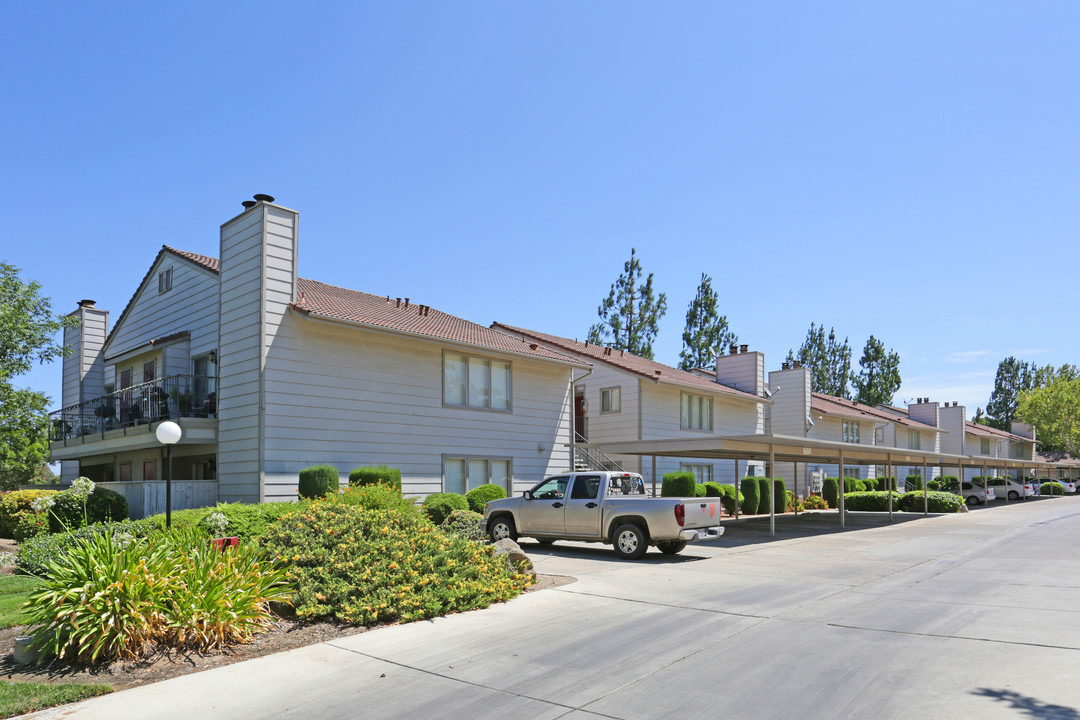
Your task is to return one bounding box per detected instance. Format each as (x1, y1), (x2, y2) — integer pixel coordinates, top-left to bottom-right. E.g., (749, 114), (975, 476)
(682, 499), (721, 528)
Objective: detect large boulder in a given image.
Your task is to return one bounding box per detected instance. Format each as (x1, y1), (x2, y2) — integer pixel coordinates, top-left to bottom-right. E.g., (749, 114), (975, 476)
(492, 538), (536, 582)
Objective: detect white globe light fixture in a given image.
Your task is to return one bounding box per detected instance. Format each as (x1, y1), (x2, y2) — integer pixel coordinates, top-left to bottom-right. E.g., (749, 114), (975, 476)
(156, 421), (182, 527)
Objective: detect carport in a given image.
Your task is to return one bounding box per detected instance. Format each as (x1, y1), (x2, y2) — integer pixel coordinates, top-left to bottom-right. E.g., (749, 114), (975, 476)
(574, 434), (1067, 536)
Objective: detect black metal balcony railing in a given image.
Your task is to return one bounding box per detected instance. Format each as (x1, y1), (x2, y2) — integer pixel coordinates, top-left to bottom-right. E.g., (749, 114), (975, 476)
(50, 374), (217, 442)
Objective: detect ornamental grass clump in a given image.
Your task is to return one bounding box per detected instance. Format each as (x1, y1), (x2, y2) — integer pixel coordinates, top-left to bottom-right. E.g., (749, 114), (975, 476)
(23, 528), (291, 663)
(263, 503), (530, 626)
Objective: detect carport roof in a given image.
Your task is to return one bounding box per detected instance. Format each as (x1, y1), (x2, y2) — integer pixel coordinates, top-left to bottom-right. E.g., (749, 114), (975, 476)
(575, 433), (1060, 472)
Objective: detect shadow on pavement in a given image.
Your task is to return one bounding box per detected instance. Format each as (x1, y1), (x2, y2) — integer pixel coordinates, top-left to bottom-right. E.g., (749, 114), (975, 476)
(971, 687), (1080, 718)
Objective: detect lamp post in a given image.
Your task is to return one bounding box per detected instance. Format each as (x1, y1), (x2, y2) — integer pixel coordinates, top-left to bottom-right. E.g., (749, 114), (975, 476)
(155, 421), (182, 527)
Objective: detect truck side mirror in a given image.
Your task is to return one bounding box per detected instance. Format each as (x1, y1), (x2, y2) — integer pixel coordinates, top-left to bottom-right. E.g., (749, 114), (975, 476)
(523, 490), (533, 500)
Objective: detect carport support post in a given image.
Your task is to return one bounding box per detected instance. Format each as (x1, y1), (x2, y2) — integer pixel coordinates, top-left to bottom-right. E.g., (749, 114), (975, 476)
(794, 461), (800, 517)
(922, 459), (928, 515)
(651, 456), (657, 497)
(839, 447), (846, 529)
(887, 454), (893, 522)
(769, 444), (776, 537)
(733, 459), (739, 519)
(983, 462), (988, 503)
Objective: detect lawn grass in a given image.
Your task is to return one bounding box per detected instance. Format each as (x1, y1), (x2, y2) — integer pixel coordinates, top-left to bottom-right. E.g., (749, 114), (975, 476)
(0, 681), (112, 717)
(0, 576), (37, 629)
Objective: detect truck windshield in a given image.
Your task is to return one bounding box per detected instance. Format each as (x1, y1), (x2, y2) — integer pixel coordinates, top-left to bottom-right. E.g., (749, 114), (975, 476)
(532, 476), (569, 500)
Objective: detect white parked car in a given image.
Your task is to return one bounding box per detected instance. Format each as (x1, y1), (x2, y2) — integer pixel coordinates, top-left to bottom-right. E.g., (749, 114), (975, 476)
(961, 481), (996, 506)
(1038, 478), (1077, 494)
(982, 477), (1036, 501)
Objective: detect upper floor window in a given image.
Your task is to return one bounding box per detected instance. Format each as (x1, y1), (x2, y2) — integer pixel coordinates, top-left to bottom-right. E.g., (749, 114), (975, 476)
(158, 268), (173, 294)
(600, 386), (621, 413)
(843, 420), (860, 444)
(681, 393), (712, 431)
(980, 438), (990, 455)
(444, 353), (510, 410)
(908, 429), (921, 450)
(1011, 443), (1025, 459)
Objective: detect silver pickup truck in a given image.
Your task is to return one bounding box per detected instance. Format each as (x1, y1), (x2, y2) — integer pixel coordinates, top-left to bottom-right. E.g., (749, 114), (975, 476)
(482, 471), (724, 559)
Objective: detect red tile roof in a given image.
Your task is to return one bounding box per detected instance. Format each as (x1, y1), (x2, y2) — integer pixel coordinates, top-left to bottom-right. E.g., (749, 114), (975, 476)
(291, 279), (582, 364)
(490, 323), (765, 402)
(167, 247), (219, 273)
(811, 393), (941, 431)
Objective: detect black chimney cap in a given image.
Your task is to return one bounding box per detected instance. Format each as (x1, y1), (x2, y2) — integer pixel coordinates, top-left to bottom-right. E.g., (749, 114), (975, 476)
(253, 194), (275, 203)
(77, 299), (96, 308)
(241, 200), (257, 209)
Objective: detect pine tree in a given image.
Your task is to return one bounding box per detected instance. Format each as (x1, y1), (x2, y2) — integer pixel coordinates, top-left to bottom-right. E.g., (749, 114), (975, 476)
(852, 335), (901, 407)
(587, 248), (668, 359)
(678, 273), (736, 371)
(787, 323), (852, 398)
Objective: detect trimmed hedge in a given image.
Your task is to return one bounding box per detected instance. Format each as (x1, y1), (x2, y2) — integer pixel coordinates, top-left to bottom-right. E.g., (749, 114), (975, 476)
(897, 491), (964, 513)
(905, 475), (924, 492)
(927, 480), (941, 491)
(874, 477), (898, 492)
(298, 465), (340, 499)
(348, 465), (402, 492)
(661, 472), (697, 498)
(939, 475), (960, 494)
(0, 490), (58, 539)
(842, 491), (903, 512)
(844, 477), (860, 494)
(1041, 481), (1065, 496)
(466, 484), (506, 513)
(756, 478), (771, 515)
(694, 485), (708, 497)
(48, 488), (128, 532)
(773, 479), (786, 514)
(823, 478), (839, 508)
(740, 478), (760, 515)
(422, 493), (469, 525)
(705, 483), (742, 515)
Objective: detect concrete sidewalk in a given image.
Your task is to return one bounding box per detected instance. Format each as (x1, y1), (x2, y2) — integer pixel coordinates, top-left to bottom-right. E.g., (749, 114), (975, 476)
(26, 496), (1080, 719)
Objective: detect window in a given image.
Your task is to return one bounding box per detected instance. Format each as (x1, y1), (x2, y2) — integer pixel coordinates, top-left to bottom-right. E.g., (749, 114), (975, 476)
(681, 463), (713, 484)
(143, 361), (156, 383)
(570, 475), (601, 499)
(158, 268), (173, 293)
(680, 393), (713, 431)
(908, 430), (921, 450)
(843, 420), (860, 444)
(1012, 443), (1025, 459)
(980, 438), (990, 455)
(444, 456), (511, 493)
(444, 353), (510, 410)
(600, 386), (621, 413)
(119, 464), (131, 482)
(530, 475), (569, 500)
(143, 461), (157, 481)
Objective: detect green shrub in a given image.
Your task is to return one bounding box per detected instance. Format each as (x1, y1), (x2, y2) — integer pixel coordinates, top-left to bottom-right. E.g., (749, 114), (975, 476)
(328, 485), (421, 518)
(422, 493), (469, 525)
(706, 483), (742, 515)
(773, 479), (786, 513)
(874, 477), (898, 492)
(756, 478), (771, 515)
(0, 490), (57, 539)
(905, 475), (924, 491)
(927, 479), (941, 491)
(298, 465), (340, 500)
(262, 502), (529, 626)
(694, 485), (708, 497)
(703, 482), (723, 497)
(843, 477), (860, 494)
(823, 478), (839, 509)
(14, 512), (48, 542)
(785, 490), (800, 513)
(48, 488), (128, 532)
(24, 528), (291, 662)
(348, 465), (402, 492)
(17, 520), (160, 577)
(661, 472), (697, 498)
(897, 491), (964, 513)
(842, 491), (903, 512)
(466, 484), (507, 513)
(740, 478), (759, 514)
(939, 475), (960, 494)
(141, 502), (300, 543)
(1041, 481), (1065, 496)
(803, 495), (828, 510)
(440, 509), (485, 542)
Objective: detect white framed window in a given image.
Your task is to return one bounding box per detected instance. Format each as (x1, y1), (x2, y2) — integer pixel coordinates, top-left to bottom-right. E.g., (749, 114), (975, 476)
(443, 353), (510, 410)
(681, 393), (713, 431)
(158, 268), (173, 294)
(843, 420), (860, 444)
(980, 438), (990, 455)
(680, 463), (713, 484)
(443, 456), (512, 494)
(908, 430), (921, 450)
(600, 386), (621, 413)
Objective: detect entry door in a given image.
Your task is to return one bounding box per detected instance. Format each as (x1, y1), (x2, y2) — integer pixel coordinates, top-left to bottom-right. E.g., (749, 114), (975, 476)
(518, 475), (569, 535)
(563, 475), (602, 536)
(574, 393), (586, 441)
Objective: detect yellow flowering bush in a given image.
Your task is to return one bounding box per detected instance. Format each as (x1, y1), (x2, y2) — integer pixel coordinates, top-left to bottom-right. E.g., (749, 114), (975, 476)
(263, 503), (530, 626)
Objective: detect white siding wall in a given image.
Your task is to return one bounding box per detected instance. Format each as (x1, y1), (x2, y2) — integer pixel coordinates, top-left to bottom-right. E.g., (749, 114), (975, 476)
(714, 351), (764, 396)
(260, 317), (573, 499)
(939, 405), (966, 476)
(61, 323), (81, 408)
(767, 367), (811, 437)
(79, 307), (108, 402)
(217, 207), (273, 502)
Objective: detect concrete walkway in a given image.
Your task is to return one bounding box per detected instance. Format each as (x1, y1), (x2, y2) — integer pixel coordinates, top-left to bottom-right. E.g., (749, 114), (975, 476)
(26, 497), (1080, 719)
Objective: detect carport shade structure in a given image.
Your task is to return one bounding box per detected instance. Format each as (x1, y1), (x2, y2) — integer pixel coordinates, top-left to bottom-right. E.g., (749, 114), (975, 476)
(572, 433), (1066, 536)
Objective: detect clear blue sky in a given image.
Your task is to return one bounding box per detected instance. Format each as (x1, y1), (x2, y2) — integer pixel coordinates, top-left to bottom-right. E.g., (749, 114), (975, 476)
(3, 1), (1078, 417)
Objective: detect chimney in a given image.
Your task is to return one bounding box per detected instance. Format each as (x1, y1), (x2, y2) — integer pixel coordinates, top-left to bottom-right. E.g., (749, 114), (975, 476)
(77, 299), (96, 309)
(740, 344), (749, 354)
(729, 344), (738, 355)
(241, 200), (257, 210)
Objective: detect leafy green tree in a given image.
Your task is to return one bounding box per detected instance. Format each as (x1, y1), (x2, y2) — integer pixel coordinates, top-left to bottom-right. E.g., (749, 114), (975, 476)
(587, 248), (667, 359)
(1017, 376), (1080, 456)
(986, 357), (1040, 430)
(678, 273), (736, 371)
(852, 335), (901, 407)
(0, 262), (76, 489)
(787, 323), (852, 398)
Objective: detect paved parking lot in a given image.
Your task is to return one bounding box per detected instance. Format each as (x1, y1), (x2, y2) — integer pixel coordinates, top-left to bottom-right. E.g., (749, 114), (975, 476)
(33, 495), (1080, 720)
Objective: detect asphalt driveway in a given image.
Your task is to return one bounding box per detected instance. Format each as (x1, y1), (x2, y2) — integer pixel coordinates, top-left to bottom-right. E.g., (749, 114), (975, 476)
(28, 496), (1080, 719)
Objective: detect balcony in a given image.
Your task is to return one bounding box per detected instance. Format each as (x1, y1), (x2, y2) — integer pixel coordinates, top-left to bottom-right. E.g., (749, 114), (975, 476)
(50, 374), (217, 443)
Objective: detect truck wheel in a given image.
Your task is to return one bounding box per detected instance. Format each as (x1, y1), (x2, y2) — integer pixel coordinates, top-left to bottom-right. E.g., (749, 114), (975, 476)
(489, 516), (517, 543)
(612, 523), (647, 560)
(657, 540), (687, 555)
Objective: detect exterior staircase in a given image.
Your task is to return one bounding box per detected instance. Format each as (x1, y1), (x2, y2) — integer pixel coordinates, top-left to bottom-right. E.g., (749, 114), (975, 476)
(572, 432), (624, 472)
